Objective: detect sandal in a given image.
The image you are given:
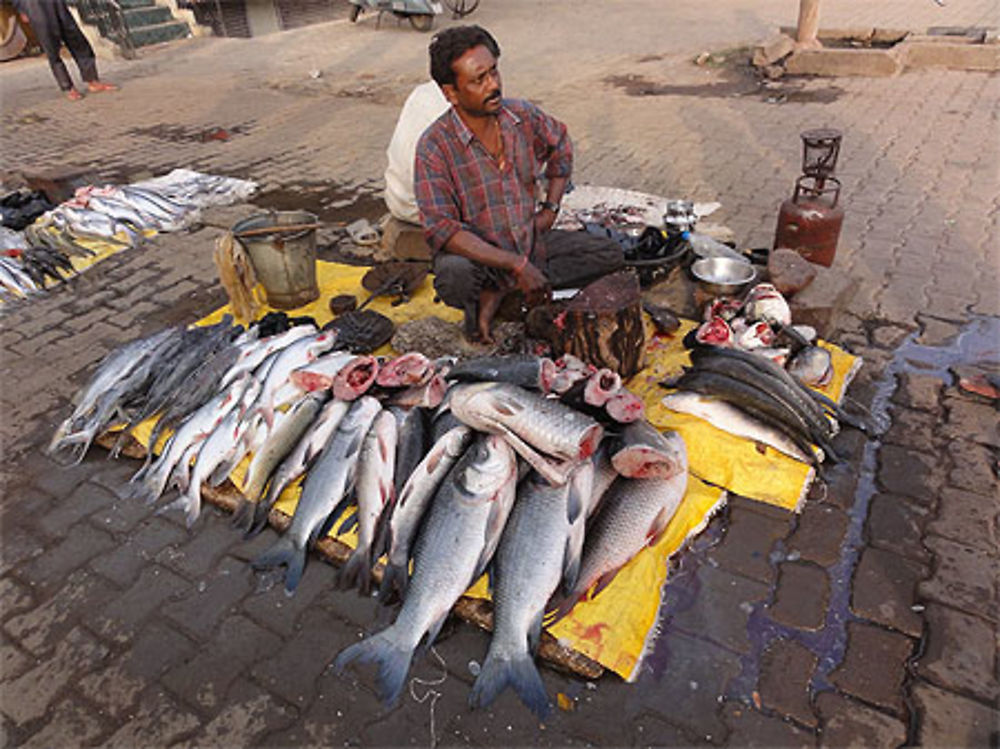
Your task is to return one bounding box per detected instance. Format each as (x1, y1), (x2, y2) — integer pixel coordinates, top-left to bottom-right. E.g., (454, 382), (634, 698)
(87, 81), (118, 93)
(66, 88), (83, 101)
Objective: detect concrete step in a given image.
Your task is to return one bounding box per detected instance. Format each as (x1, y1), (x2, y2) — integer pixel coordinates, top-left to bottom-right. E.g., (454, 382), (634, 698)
(123, 5), (173, 29)
(127, 19), (190, 47)
(117, 0), (156, 9)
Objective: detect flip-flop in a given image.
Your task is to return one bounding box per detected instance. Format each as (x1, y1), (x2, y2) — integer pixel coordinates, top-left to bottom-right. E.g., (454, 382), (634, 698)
(66, 89), (83, 101)
(87, 81), (118, 93)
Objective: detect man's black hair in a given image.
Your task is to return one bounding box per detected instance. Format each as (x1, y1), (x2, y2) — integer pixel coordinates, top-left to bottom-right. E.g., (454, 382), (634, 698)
(428, 25), (501, 87)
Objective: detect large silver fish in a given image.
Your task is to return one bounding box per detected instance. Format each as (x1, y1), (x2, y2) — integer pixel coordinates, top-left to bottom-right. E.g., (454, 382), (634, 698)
(337, 408), (397, 595)
(374, 424), (474, 604)
(449, 382), (603, 486)
(554, 469), (688, 620)
(333, 434), (518, 706)
(251, 396), (381, 594)
(469, 467), (588, 718)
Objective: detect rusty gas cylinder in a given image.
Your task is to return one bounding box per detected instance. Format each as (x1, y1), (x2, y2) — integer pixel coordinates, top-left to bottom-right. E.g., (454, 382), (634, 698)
(773, 175), (844, 267)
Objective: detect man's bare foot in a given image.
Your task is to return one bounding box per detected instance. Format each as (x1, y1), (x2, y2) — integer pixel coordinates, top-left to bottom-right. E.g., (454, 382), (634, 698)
(87, 81), (118, 93)
(476, 288), (505, 345)
(66, 88), (83, 101)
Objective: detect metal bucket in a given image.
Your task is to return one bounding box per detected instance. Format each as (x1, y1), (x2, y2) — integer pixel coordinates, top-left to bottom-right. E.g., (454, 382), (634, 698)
(233, 210), (320, 310)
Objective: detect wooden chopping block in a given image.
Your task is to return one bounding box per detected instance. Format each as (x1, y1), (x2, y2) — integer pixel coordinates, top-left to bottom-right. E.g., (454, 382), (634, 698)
(530, 270), (646, 378)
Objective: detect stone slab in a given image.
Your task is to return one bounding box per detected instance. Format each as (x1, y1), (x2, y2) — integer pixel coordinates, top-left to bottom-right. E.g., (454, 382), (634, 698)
(757, 638), (819, 728)
(912, 682), (999, 748)
(850, 546), (926, 637)
(917, 603), (999, 703)
(918, 535), (999, 622)
(785, 48), (903, 77)
(830, 622), (914, 714)
(769, 561), (830, 631)
(926, 487), (998, 554)
(816, 690), (907, 748)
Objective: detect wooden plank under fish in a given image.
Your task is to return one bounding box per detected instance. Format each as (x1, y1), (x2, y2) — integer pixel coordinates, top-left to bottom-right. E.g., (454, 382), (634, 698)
(95, 430), (605, 681)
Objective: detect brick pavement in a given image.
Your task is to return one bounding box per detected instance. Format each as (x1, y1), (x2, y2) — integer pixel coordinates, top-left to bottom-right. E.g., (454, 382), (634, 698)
(1, 1), (998, 745)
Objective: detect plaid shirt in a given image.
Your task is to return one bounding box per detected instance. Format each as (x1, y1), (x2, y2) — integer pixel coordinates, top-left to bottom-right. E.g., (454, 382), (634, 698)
(414, 98), (572, 258)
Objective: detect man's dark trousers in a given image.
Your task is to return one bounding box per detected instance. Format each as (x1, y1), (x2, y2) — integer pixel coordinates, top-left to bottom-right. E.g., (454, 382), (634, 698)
(18, 0), (98, 91)
(432, 229), (624, 329)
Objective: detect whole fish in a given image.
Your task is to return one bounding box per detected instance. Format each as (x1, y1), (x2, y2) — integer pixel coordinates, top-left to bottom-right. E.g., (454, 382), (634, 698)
(450, 382), (603, 486)
(661, 391), (822, 468)
(333, 434), (518, 706)
(610, 420), (687, 480)
(241, 398), (353, 537)
(249, 331), (337, 426)
(386, 373), (447, 409)
(252, 396), (381, 594)
(375, 425), (474, 604)
(469, 467), (587, 719)
(131, 374), (253, 503)
(159, 378), (262, 527)
(446, 354), (556, 392)
(338, 408), (397, 595)
(554, 470), (688, 620)
(388, 406), (428, 497)
(220, 324), (317, 389)
(240, 392), (328, 503)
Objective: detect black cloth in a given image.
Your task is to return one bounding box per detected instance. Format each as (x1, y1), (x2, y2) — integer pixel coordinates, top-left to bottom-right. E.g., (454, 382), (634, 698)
(432, 229), (623, 325)
(16, 0), (98, 91)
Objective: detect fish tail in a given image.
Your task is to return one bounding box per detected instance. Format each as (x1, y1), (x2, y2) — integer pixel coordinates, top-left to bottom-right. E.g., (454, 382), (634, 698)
(230, 498), (255, 533)
(469, 647), (550, 720)
(376, 561), (408, 605)
(251, 534), (306, 595)
(337, 545), (373, 596)
(332, 627), (414, 707)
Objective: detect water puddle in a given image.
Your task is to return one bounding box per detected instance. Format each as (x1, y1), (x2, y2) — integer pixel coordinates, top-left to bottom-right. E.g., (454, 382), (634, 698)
(251, 183), (385, 226)
(604, 72), (844, 104)
(127, 122), (254, 144)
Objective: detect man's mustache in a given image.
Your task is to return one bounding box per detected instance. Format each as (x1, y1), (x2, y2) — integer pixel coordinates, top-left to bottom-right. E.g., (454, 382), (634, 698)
(486, 91), (502, 103)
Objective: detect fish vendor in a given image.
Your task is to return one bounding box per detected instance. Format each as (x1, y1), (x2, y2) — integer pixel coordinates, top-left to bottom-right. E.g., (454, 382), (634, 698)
(12, 0), (118, 101)
(415, 25), (622, 344)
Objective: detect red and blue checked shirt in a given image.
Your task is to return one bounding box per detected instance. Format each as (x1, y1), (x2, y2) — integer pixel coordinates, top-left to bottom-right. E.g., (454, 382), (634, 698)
(414, 98), (572, 259)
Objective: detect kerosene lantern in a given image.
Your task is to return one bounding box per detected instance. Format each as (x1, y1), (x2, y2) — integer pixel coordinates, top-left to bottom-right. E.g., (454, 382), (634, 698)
(774, 128), (845, 267)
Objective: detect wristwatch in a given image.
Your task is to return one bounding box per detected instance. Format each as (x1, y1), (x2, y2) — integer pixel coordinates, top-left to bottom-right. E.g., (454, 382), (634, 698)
(538, 200), (560, 214)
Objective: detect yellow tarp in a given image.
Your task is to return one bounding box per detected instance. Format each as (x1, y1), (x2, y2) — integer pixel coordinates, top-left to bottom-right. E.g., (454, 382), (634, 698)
(133, 259), (859, 681)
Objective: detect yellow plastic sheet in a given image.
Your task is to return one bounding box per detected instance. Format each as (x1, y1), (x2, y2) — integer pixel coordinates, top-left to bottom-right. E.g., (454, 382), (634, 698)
(134, 260), (860, 680)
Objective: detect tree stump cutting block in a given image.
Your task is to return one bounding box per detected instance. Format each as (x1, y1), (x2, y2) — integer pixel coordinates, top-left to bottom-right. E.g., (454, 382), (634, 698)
(541, 270), (647, 378)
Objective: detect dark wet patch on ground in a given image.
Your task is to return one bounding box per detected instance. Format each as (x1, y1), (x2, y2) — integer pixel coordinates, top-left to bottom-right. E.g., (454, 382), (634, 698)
(252, 183), (385, 226)
(605, 72), (844, 104)
(127, 122), (254, 144)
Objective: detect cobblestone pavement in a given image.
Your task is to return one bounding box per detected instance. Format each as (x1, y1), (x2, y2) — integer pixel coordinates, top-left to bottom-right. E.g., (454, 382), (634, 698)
(1, 0), (998, 746)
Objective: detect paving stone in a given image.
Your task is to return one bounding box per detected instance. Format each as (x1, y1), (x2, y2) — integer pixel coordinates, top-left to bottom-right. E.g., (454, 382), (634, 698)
(251, 605), (358, 708)
(891, 372), (943, 413)
(850, 546), (926, 637)
(918, 534), (999, 622)
(663, 562), (769, 654)
(154, 507), (242, 580)
(0, 626), (109, 726)
(829, 622), (914, 715)
(0, 525), (46, 577)
(706, 503), (790, 585)
(78, 620), (196, 720)
(89, 517), (189, 587)
(927, 486), (998, 554)
(631, 631), (740, 743)
(18, 523), (116, 592)
(161, 556), (254, 639)
(175, 678), (297, 749)
(101, 686), (200, 748)
(86, 493), (155, 534)
(946, 439), (998, 496)
(869, 323), (911, 350)
(916, 603), (998, 704)
(0, 576), (34, 621)
(881, 406), (939, 454)
(0, 485), (58, 535)
(722, 702), (814, 748)
(91, 565), (190, 645)
(630, 712), (706, 746)
(242, 555), (341, 638)
(0, 641), (32, 685)
(19, 697), (107, 749)
(865, 494), (931, 563)
(876, 444), (941, 508)
(162, 614), (281, 712)
(786, 501), (849, 567)
(757, 638), (818, 728)
(915, 315), (963, 347)
(768, 561), (829, 632)
(942, 393), (1000, 449)
(3, 569), (117, 657)
(23, 452), (104, 500)
(815, 690), (906, 748)
(916, 679), (1000, 749)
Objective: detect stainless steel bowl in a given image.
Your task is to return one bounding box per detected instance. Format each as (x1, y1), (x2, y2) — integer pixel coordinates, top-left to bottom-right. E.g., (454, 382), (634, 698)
(691, 256), (756, 296)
